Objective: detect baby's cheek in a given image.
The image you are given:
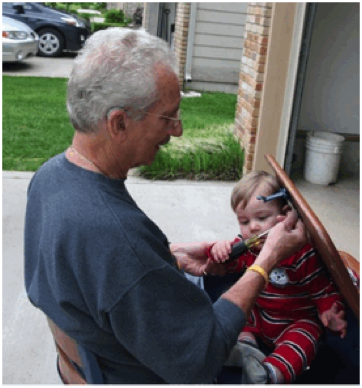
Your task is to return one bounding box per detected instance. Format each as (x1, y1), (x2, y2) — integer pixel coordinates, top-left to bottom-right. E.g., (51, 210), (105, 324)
(266, 217), (279, 226)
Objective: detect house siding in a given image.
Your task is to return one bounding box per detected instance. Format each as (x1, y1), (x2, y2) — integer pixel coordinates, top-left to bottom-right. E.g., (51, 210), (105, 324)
(187, 2), (248, 93)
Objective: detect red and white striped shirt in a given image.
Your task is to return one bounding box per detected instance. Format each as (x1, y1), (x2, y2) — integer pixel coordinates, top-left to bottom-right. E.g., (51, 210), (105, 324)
(223, 242), (344, 320)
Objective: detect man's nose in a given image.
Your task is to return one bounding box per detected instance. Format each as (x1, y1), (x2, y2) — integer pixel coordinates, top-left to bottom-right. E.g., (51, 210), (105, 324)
(168, 121), (183, 137)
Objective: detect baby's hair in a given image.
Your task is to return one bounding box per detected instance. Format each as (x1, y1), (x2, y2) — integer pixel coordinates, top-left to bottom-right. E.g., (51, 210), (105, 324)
(231, 171), (284, 212)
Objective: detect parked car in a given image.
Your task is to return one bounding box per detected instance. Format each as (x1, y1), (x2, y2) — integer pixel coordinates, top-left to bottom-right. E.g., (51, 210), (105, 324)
(2, 15), (39, 62)
(2, 2), (91, 57)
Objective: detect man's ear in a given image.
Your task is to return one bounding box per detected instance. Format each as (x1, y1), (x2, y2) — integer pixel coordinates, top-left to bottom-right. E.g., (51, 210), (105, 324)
(107, 109), (127, 141)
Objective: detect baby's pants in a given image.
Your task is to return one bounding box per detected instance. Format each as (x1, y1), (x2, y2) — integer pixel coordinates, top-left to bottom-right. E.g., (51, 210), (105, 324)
(243, 309), (324, 383)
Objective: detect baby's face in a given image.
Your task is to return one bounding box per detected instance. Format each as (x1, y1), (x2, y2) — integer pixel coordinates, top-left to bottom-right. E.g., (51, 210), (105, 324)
(235, 186), (281, 251)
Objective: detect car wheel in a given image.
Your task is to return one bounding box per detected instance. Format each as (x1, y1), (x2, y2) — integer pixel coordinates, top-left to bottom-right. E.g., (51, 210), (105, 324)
(37, 28), (64, 57)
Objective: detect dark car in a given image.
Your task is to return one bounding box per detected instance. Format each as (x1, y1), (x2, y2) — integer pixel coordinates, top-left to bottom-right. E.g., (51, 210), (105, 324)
(2, 2), (91, 57)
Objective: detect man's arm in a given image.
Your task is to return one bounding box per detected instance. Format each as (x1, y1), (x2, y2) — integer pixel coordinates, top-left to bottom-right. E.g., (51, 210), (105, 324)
(220, 251), (277, 317)
(172, 211), (306, 317)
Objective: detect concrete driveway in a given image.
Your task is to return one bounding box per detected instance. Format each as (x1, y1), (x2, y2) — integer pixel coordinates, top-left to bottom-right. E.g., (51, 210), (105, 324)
(2, 52), (76, 78)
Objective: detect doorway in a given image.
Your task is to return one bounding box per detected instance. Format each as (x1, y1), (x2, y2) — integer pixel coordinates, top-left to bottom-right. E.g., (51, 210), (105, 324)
(157, 3), (176, 48)
(285, 3), (359, 178)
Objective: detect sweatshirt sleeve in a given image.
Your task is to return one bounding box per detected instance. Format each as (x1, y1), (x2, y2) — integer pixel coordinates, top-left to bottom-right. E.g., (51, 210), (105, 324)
(304, 249), (345, 314)
(108, 266), (246, 384)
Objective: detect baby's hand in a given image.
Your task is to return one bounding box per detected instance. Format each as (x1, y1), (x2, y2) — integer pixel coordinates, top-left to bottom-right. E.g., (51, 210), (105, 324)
(210, 241), (232, 263)
(319, 302), (347, 339)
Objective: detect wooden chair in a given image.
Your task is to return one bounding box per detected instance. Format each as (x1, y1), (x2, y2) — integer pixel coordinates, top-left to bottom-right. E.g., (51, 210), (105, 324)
(47, 318), (103, 384)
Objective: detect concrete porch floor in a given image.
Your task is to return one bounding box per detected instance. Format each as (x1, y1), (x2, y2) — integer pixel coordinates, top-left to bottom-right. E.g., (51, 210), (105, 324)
(291, 173), (359, 261)
(2, 171), (359, 384)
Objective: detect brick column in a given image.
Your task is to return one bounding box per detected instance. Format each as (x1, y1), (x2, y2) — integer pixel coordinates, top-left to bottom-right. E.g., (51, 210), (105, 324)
(174, 3), (191, 89)
(234, 2), (273, 175)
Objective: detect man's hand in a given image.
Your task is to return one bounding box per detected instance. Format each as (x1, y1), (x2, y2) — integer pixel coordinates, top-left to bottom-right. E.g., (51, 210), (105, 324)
(257, 210), (307, 271)
(171, 242), (227, 277)
(319, 302), (347, 339)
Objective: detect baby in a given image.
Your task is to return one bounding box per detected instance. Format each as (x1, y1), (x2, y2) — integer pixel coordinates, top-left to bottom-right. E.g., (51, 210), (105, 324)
(208, 171), (347, 384)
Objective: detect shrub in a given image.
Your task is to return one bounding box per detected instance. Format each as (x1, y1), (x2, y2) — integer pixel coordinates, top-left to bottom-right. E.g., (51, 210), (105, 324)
(47, 3), (66, 11)
(73, 2), (93, 8)
(104, 9), (125, 23)
(77, 12), (95, 20)
(94, 3), (107, 11)
(92, 22), (128, 33)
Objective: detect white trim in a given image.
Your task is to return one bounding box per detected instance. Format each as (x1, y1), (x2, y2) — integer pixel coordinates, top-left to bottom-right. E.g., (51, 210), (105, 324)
(276, 3), (307, 166)
(146, 3), (160, 36)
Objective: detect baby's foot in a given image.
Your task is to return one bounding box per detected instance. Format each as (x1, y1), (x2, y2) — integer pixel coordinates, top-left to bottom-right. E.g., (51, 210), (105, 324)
(224, 340), (265, 369)
(241, 353), (269, 384)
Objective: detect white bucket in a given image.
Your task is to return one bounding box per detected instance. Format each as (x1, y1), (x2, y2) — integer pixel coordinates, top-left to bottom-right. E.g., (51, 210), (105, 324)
(304, 131), (345, 185)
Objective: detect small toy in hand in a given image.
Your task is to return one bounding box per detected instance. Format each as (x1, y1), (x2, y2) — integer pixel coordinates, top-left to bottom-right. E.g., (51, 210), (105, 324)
(228, 228), (271, 260)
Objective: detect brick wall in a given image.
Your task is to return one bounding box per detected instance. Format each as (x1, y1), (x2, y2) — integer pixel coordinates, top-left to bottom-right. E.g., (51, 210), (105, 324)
(174, 3), (191, 89)
(234, 2), (273, 175)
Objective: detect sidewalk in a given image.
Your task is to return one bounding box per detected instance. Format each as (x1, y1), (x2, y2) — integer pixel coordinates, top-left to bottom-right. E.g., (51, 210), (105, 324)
(2, 170), (359, 384)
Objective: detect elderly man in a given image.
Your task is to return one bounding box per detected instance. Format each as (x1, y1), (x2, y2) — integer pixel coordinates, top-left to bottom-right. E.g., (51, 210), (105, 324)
(24, 28), (306, 384)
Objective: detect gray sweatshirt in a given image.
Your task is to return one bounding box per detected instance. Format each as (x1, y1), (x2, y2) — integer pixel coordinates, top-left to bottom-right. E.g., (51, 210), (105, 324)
(24, 153), (246, 383)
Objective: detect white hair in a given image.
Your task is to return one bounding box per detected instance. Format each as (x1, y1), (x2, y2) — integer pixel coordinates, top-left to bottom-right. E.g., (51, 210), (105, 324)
(67, 28), (178, 133)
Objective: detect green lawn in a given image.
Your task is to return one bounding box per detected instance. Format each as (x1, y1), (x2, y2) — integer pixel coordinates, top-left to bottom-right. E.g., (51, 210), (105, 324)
(3, 76), (74, 171)
(3, 76), (243, 179)
(139, 92), (244, 180)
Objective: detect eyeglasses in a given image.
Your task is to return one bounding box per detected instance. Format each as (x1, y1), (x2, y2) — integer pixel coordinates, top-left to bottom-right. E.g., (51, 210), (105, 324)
(106, 107), (182, 129)
(144, 110), (182, 129)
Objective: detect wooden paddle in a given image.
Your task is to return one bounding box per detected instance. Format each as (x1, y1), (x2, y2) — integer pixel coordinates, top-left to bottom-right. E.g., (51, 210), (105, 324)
(265, 154), (359, 320)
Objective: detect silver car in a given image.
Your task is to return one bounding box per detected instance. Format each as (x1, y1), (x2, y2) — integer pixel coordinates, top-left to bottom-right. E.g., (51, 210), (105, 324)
(2, 15), (39, 62)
